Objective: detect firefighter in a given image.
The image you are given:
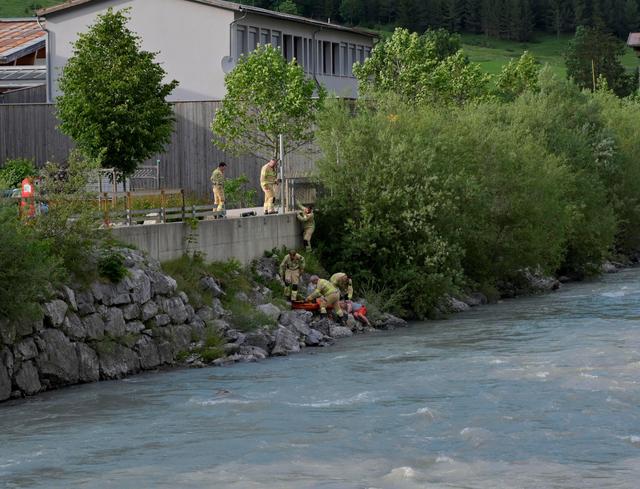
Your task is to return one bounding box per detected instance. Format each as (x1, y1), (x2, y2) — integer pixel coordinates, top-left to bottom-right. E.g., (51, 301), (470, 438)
(260, 158), (279, 215)
(307, 275), (345, 323)
(330, 272), (353, 300)
(210, 162), (227, 216)
(279, 249), (305, 301)
(296, 204), (315, 251)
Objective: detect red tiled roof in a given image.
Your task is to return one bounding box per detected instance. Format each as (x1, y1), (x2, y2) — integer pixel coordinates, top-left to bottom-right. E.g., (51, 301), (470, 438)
(628, 33), (640, 48)
(0, 20), (46, 63)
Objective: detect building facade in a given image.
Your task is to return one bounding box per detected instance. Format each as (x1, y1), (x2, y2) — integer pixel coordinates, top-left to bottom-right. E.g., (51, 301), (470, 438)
(40, 0), (376, 102)
(0, 19), (47, 95)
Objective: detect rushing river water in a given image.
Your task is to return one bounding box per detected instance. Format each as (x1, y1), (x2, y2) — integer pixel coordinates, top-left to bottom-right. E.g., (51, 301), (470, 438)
(2, 270), (640, 488)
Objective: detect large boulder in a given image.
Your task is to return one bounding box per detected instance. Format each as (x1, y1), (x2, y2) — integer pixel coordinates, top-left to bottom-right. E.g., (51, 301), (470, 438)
(279, 311), (312, 337)
(135, 336), (161, 370)
(76, 343), (99, 383)
(271, 326), (301, 356)
(199, 276), (225, 298)
(169, 325), (193, 353)
(238, 345), (268, 360)
(83, 313), (105, 340)
(61, 313), (86, 340)
(36, 329), (79, 385)
(75, 289), (95, 316)
(329, 325), (353, 339)
(374, 313), (408, 330)
(103, 308), (126, 337)
(15, 338), (38, 361)
(43, 299), (68, 328)
(161, 297), (188, 325)
(98, 344), (141, 379)
(256, 303), (281, 321)
(130, 269), (152, 304)
(245, 330), (274, 351)
(122, 303), (141, 321)
(149, 271), (177, 296)
(14, 361), (41, 395)
(61, 285), (78, 312)
(0, 363), (11, 401)
(447, 297), (470, 313)
(304, 329), (325, 346)
(253, 256), (279, 281)
(140, 300), (159, 322)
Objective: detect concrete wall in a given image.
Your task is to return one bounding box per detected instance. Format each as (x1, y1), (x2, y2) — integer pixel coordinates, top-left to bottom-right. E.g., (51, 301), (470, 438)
(111, 213), (302, 264)
(47, 0), (233, 101)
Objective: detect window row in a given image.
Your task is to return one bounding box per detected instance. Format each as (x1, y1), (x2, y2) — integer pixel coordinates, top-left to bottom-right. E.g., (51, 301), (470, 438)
(235, 25), (371, 78)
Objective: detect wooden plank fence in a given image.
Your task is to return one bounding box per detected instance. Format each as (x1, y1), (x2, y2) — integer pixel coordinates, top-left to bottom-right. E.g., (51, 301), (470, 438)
(0, 100), (318, 198)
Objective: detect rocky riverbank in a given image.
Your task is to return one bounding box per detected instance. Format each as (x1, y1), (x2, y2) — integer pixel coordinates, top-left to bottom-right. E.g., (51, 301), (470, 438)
(0, 249), (406, 402)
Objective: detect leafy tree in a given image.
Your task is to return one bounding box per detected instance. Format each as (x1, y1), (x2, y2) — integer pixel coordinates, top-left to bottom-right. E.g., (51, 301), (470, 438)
(57, 8), (178, 176)
(211, 44), (325, 160)
(354, 28), (488, 105)
(565, 25), (634, 97)
(495, 51), (540, 100)
(275, 0), (299, 14)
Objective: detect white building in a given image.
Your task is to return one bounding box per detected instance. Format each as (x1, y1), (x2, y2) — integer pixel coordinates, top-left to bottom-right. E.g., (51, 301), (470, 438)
(39, 0), (377, 102)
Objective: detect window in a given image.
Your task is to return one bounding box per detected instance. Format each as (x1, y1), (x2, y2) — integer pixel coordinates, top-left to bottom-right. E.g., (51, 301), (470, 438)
(283, 34), (293, 61)
(303, 38), (309, 72)
(323, 41), (331, 75)
(332, 43), (340, 75)
(356, 45), (364, 64)
(364, 47), (371, 60)
(236, 26), (247, 57)
(260, 29), (270, 46)
(271, 30), (281, 48)
(318, 40), (323, 73)
(349, 44), (356, 74)
(341, 43), (348, 76)
(294, 36), (303, 64)
(248, 27), (258, 51)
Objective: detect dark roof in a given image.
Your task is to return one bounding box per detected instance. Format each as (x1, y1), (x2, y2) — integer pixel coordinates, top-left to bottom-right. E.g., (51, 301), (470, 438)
(0, 20), (46, 64)
(38, 0), (377, 38)
(628, 32), (640, 48)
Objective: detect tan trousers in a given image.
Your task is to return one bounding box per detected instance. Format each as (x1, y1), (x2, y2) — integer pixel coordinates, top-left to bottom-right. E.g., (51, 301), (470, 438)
(213, 186), (225, 212)
(262, 185), (275, 213)
(319, 291), (343, 317)
(284, 269), (301, 301)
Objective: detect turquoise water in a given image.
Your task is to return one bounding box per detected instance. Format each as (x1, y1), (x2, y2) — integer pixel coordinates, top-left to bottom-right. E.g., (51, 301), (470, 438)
(2, 270), (640, 488)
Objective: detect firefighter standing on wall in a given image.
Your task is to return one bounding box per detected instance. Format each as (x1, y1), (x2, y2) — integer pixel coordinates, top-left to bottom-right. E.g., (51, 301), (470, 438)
(279, 249), (305, 302)
(260, 158), (279, 215)
(210, 161), (227, 216)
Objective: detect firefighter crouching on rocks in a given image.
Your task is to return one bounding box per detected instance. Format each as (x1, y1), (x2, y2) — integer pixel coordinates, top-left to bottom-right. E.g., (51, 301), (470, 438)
(279, 249), (305, 302)
(307, 275), (345, 324)
(330, 272), (353, 301)
(210, 161), (227, 216)
(296, 204), (315, 251)
(260, 158), (279, 215)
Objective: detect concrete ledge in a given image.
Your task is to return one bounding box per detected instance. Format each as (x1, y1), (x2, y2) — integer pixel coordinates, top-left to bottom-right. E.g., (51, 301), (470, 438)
(112, 213), (302, 264)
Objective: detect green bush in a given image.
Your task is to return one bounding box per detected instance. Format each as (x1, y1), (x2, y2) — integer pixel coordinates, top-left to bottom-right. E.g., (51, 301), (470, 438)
(0, 158), (36, 189)
(0, 203), (63, 322)
(224, 175), (257, 209)
(98, 249), (128, 283)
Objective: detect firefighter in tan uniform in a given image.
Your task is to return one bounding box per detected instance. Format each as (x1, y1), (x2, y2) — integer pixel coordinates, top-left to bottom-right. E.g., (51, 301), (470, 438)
(260, 159), (279, 215)
(296, 205), (315, 251)
(307, 275), (345, 323)
(330, 272), (353, 300)
(279, 249), (306, 302)
(210, 162), (227, 216)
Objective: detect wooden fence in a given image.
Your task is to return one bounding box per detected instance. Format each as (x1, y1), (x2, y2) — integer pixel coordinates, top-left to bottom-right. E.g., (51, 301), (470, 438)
(0, 85), (47, 104)
(0, 100), (318, 198)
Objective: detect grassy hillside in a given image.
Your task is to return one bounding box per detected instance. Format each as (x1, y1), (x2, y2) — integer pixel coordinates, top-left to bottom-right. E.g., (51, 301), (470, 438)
(461, 32), (638, 77)
(0, 0), (62, 18)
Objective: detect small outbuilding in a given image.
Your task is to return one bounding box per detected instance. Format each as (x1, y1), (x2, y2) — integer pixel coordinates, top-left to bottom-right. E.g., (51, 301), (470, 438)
(628, 32), (640, 56)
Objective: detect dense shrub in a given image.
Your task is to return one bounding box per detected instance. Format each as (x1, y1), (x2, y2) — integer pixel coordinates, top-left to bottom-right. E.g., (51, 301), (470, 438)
(315, 72), (632, 317)
(0, 158), (36, 189)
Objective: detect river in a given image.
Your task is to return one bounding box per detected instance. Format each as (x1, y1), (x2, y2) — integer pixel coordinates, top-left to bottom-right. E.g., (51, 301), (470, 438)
(2, 269), (640, 488)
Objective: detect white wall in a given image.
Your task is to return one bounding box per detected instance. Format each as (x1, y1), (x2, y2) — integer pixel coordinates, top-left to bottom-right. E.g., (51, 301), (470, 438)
(47, 0), (233, 101)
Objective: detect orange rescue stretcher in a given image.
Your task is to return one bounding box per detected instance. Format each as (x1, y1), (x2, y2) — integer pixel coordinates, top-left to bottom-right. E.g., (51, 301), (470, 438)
(290, 299), (334, 311)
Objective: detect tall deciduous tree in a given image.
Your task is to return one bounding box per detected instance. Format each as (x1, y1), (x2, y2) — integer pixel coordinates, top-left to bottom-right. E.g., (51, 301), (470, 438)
(211, 44), (325, 160)
(57, 8), (178, 176)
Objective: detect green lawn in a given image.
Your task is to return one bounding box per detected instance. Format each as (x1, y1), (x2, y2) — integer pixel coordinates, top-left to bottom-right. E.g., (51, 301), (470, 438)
(461, 32), (639, 77)
(0, 0), (63, 18)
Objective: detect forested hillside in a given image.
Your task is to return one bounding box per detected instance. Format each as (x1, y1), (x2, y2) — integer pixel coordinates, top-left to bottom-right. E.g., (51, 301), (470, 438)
(257, 0), (639, 41)
(3, 1), (639, 42)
